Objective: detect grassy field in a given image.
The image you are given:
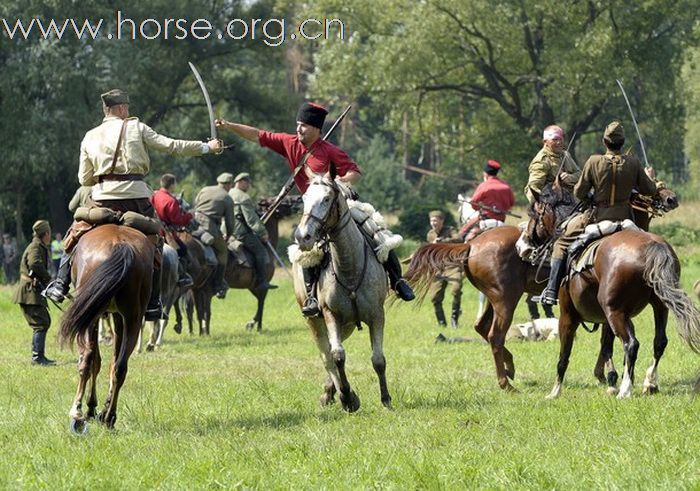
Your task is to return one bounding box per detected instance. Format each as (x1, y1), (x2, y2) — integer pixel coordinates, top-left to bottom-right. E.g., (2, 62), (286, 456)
(1, 208), (700, 489)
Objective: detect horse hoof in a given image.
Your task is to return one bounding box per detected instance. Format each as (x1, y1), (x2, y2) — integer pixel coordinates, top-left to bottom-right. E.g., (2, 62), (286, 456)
(70, 418), (88, 436)
(340, 390), (361, 413)
(642, 385), (659, 395)
(173, 323), (182, 335)
(97, 411), (116, 428)
(606, 386), (619, 396)
(146, 344), (154, 352)
(382, 398), (393, 410)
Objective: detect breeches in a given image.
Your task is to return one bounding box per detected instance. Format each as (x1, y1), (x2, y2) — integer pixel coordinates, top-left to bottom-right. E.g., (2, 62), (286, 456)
(20, 304), (50, 332)
(429, 268), (463, 306)
(552, 213), (590, 260)
(240, 235), (269, 273)
(212, 236), (229, 267)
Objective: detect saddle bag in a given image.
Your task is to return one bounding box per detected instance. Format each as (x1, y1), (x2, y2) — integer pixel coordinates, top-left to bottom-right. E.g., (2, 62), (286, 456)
(74, 206), (121, 225)
(120, 211), (163, 235)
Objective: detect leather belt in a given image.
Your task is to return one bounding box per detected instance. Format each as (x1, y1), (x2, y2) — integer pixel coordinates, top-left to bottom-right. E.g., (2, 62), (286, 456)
(98, 173), (144, 183)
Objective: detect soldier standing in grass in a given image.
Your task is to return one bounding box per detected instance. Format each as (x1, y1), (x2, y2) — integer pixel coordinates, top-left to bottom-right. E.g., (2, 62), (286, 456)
(13, 220), (55, 365)
(426, 210), (464, 328)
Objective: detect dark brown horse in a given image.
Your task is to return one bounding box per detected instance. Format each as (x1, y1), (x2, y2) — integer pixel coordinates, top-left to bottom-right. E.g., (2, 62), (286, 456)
(59, 225), (154, 431)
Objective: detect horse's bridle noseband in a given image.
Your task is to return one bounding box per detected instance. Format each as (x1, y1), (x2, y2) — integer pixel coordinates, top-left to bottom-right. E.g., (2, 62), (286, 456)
(301, 180), (353, 239)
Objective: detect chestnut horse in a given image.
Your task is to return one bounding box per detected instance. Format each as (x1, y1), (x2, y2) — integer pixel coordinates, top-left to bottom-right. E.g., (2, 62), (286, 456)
(405, 187), (682, 393)
(59, 225), (154, 431)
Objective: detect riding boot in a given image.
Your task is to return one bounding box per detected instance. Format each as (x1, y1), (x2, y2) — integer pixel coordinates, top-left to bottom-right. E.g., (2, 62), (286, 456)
(532, 257), (567, 305)
(42, 253), (72, 303)
(384, 250), (415, 301)
(177, 256), (193, 288)
(213, 264), (228, 299)
(253, 247), (277, 290)
(145, 266), (167, 322)
(31, 330), (55, 366)
(450, 304), (461, 329)
(434, 305), (447, 327)
(543, 303), (555, 318)
(301, 266), (320, 317)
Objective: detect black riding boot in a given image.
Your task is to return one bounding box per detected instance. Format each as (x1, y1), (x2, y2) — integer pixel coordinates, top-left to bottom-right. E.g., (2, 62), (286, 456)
(451, 303), (461, 329)
(32, 330), (55, 366)
(434, 305), (447, 327)
(42, 253), (72, 303)
(533, 257), (567, 306)
(177, 256), (193, 288)
(385, 250), (415, 301)
(253, 248), (277, 290)
(301, 266), (320, 317)
(213, 264), (228, 299)
(543, 303), (555, 318)
(145, 266), (167, 322)
(526, 296), (541, 321)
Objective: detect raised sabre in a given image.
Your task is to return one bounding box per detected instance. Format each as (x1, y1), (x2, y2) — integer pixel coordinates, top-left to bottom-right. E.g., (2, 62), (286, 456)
(188, 62), (223, 153)
(616, 79), (650, 168)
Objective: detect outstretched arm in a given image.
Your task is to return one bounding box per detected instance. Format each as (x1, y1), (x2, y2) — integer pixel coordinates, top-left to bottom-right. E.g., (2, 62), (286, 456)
(215, 119), (259, 143)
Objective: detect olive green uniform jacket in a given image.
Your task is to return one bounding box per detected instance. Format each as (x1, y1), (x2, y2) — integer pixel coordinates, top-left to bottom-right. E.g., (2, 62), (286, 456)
(229, 187), (267, 239)
(13, 237), (51, 306)
(194, 185), (235, 238)
(525, 147), (580, 203)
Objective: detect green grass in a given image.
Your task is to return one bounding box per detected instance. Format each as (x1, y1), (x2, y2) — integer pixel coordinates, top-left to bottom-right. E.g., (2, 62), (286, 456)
(2, 205), (700, 489)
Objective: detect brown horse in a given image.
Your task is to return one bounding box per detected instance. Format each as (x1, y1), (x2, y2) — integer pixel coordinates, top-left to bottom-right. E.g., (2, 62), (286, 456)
(405, 187), (681, 393)
(59, 225), (154, 431)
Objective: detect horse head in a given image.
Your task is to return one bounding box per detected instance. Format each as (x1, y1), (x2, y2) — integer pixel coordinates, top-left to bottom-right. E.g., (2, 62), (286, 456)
(294, 163), (346, 250)
(528, 187), (558, 244)
(655, 185), (679, 212)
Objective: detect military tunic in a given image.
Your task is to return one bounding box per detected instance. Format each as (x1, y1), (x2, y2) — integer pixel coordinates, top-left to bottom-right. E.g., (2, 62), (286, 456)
(194, 184), (236, 267)
(552, 150), (657, 259)
(13, 237), (51, 331)
(230, 186), (270, 274)
(525, 147), (580, 203)
(427, 226), (464, 309)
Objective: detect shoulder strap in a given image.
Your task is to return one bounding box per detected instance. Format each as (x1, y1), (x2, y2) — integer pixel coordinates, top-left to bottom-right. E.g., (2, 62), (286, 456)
(107, 119), (129, 175)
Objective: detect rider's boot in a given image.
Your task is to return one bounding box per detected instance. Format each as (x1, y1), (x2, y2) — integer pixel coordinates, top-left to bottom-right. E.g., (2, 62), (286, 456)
(384, 250), (415, 301)
(145, 265), (167, 322)
(177, 256), (193, 288)
(253, 248), (277, 290)
(434, 305), (447, 327)
(42, 253), (72, 303)
(450, 303), (461, 329)
(213, 264), (228, 299)
(532, 256), (567, 306)
(31, 330), (56, 366)
(301, 266), (320, 317)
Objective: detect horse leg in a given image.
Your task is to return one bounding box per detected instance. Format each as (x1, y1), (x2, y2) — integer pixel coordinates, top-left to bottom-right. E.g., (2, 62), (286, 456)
(86, 321), (102, 420)
(642, 301), (669, 395)
(254, 290), (267, 333)
(594, 323), (618, 393)
(146, 320), (158, 352)
(324, 315), (360, 412)
(369, 313), (392, 409)
(98, 313), (140, 428)
(547, 291), (580, 400)
(309, 320), (343, 407)
(321, 376), (337, 405)
(487, 305), (517, 392)
(69, 323), (98, 427)
(606, 310), (639, 399)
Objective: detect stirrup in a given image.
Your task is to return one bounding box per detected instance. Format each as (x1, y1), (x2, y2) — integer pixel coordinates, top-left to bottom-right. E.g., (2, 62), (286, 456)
(532, 290), (558, 306)
(42, 280), (67, 303)
(145, 301), (167, 322)
(177, 273), (194, 288)
(301, 296), (321, 318)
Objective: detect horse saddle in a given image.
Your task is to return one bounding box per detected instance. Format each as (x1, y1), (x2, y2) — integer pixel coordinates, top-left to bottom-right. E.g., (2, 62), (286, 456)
(226, 238), (254, 269)
(570, 239), (603, 274)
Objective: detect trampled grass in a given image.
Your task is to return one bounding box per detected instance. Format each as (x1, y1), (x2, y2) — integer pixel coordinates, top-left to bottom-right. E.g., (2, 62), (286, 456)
(1, 205), (700, 489)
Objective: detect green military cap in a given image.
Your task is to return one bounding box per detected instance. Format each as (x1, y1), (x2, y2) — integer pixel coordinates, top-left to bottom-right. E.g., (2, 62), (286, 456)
(234, 172), (251, 183)
(217, 172), (234, 184)
(32, 220), (50, 237)
(428, 210), (445, 219)
(603, 121), (625, 144)
(101, 88), (129, 107)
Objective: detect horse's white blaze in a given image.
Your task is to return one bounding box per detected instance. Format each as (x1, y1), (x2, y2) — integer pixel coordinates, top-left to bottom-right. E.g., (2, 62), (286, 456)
(617, 364), (633, 398)
(642, 359), (659, 392)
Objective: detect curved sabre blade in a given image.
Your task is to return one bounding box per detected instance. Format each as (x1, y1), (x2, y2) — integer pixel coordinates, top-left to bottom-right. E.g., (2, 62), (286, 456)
(616, 79), (649, 168)
(188, 62), (217, 140)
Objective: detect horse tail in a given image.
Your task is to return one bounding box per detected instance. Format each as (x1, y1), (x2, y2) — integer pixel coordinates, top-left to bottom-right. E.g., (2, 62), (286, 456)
(59, 243), (136, 350)
(643, 241), (700, 354)
(404, 243), (471, 304)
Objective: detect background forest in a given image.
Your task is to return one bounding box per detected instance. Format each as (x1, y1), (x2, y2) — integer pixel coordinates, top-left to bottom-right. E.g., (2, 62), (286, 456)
(1, 0), (698, 244)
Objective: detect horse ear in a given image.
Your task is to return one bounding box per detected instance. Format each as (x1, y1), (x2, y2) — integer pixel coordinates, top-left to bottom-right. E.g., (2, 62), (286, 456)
(329, 162), (337, 181)
(529, 186), (540, 202)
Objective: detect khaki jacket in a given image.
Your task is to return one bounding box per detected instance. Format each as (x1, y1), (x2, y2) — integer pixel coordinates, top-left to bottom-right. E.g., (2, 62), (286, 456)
(574, 150), (656, 221)
(525, 147), (580, 203)
(229, 187), (267, 239)
(427, 226), (461, 244)
(194, 185), (235, 238)
(13, 237), (51, 306)
(79, 116), (204, 200)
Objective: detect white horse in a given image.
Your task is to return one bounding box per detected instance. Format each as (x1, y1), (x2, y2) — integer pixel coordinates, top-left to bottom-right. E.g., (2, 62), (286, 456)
(292, 166), (392, 412)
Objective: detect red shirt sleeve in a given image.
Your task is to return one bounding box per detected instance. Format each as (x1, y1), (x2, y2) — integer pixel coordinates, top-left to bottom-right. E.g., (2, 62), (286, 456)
(258, 130), (292, 158)
(325, 143), (362, 176)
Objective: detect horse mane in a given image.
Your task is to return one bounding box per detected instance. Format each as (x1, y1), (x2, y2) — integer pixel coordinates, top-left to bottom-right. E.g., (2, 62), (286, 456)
(404, 243), (470, 304)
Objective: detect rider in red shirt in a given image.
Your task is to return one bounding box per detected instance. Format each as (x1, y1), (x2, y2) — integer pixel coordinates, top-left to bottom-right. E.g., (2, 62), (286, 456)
(150, 173), (194, 287)
(215, 102), (415, 317)
(461, 160), (515, 241)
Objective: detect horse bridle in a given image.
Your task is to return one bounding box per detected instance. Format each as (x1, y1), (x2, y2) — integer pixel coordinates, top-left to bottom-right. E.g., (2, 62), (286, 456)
(301, 180), (353, 239)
